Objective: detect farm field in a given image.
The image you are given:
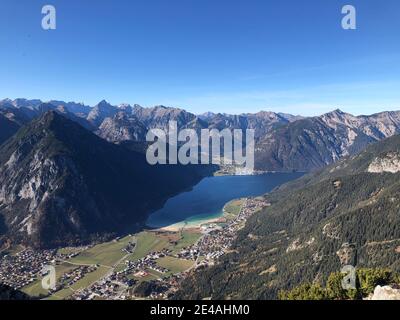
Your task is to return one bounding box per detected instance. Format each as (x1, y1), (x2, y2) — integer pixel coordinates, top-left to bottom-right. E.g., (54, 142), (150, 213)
(69, 236), (136, 267)
(126, 232), (169, 262)
(21, 228), (203, 300)
(17, 193), (250, 302)
(169, 231), (202, 253)
(48, 288), (75, 300)
(157, 256), (195, 274)
(18, 192), (247, 301)
(223, 199), (245, 219)
(70, 266), (110, 291)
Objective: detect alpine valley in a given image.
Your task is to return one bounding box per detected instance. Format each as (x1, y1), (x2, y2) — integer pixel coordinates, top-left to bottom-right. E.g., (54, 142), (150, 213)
(1, 98), (400, 300)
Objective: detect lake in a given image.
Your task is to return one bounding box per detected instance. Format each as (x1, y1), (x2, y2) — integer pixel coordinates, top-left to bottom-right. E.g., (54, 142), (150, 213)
(146, 173), (303, 229)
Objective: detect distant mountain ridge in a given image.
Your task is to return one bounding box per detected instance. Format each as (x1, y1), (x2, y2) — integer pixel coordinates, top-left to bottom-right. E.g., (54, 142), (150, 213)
(0, 98), (298, 148)
(2, 98), (400, 172)
(255, 109), (400, 172)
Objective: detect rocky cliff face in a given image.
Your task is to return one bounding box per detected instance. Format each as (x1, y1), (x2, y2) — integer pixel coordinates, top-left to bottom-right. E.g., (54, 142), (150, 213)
(97, 112), (148, 143)
(367, 152), (400, 173)
(133, 105), (204, 130)
(255, 110), (400, 172)
(369, 285), (400, 300)
(206, 111), (294, 141)
(86, 100), (118, 127)
(48, 100), (91, 115)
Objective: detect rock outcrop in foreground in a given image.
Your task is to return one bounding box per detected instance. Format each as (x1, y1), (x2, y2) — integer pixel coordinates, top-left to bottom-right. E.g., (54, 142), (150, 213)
(369, 285), (400, 300)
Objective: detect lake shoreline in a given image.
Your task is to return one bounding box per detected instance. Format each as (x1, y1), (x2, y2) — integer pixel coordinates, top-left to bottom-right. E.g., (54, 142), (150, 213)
(146, 173), (304, 231)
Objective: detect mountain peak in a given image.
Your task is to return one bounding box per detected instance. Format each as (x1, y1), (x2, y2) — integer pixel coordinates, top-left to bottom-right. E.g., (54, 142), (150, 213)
(87, 101), (118, 126)
(39, 109), (62, 122)
(27, 110), (78, 136)
(333, 108), (344, 114)
(96, 99), (112, 107)
(321, 108), (354, 120)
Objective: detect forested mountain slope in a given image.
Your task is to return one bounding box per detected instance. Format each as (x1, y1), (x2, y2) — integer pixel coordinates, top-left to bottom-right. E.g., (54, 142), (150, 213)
(176, 135), (400, 299)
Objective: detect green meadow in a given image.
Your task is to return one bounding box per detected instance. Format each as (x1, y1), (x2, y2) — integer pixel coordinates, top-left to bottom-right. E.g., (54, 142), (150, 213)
(69, 236), (136, 267)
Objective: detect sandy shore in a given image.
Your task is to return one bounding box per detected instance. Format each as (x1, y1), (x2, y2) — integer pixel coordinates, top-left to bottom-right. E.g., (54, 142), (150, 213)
(157, 216), (225, 232)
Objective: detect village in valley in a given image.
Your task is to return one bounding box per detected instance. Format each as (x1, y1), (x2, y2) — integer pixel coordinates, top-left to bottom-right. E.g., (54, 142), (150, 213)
(0, 197), (269, 300)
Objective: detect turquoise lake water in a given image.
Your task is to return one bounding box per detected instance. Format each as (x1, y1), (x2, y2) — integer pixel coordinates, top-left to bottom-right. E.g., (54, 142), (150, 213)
(146, 173), (303, 228)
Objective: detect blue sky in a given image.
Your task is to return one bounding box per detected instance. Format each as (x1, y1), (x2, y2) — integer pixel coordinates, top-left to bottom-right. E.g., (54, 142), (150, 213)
(0, 0), (400, 116)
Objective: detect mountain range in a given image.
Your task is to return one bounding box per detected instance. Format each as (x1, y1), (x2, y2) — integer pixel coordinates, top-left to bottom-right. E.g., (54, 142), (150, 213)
(255, 109), (400, 171)
(3, 98), (400, 172)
